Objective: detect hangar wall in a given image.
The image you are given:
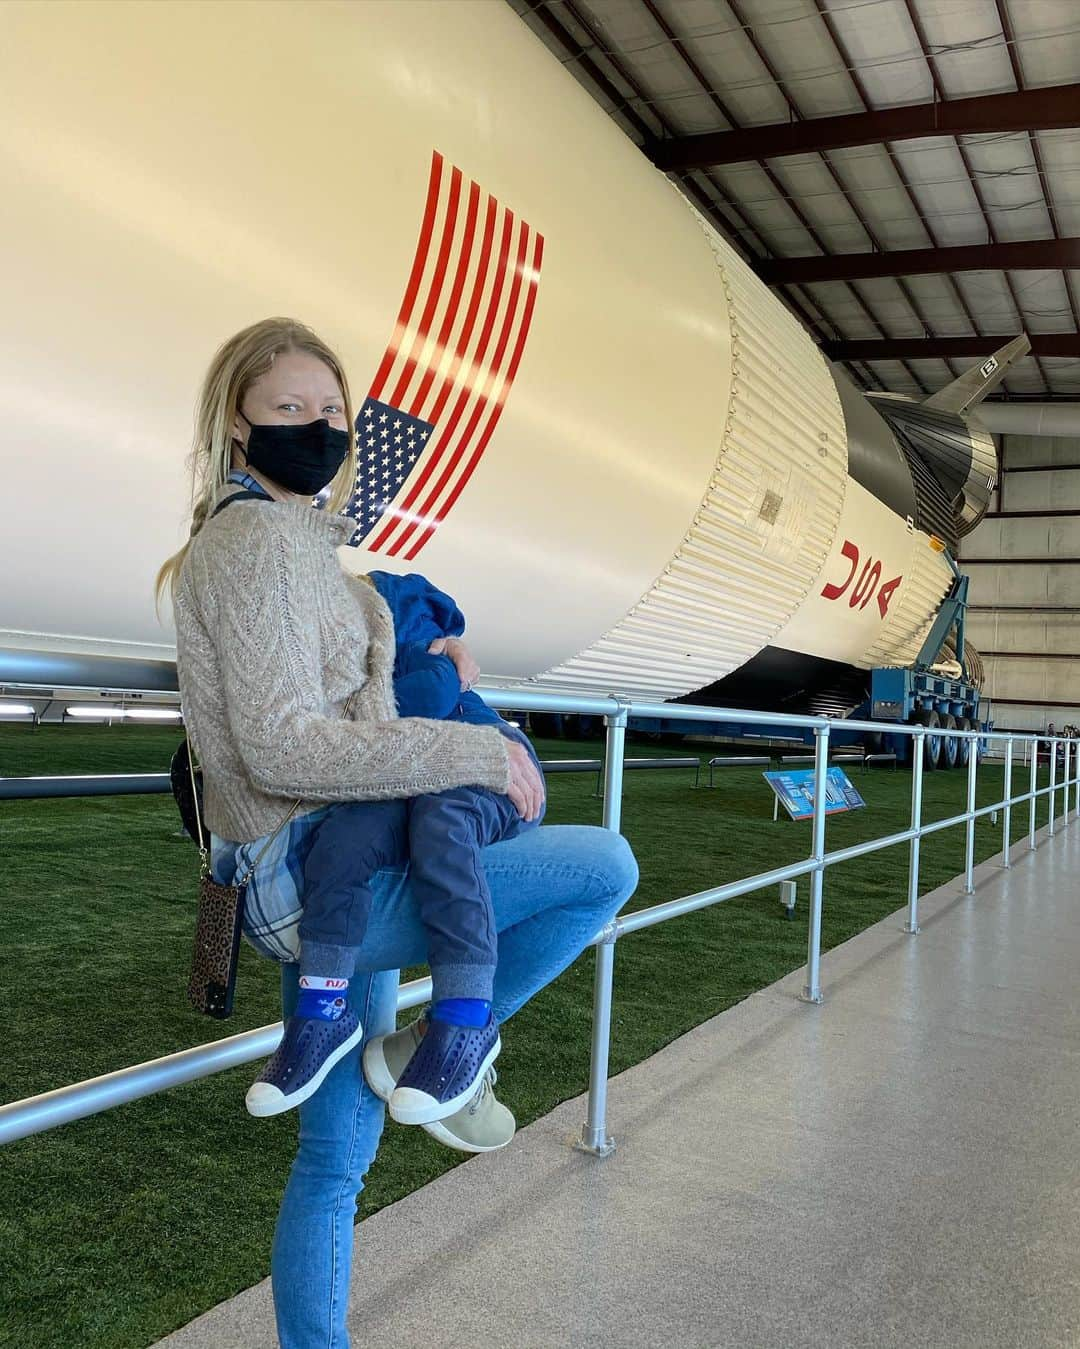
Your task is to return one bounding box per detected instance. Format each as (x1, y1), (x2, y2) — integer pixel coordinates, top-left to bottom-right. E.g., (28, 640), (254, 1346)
(962, 434), (1080, 732)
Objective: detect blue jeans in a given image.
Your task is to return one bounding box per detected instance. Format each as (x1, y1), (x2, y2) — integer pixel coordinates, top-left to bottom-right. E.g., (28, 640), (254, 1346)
(271, 823), (638, 1348)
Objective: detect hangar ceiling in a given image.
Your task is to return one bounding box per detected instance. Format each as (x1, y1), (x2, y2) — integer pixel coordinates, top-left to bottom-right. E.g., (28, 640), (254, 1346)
(506, 0), (1080, 401)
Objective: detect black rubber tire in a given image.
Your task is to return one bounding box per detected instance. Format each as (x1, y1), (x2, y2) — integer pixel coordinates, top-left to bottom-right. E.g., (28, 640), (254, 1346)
(943, 714), (959, 769)
(912, 708), (942, 771)
(958, 716), (976, 767)
(862, 729), (885, 756)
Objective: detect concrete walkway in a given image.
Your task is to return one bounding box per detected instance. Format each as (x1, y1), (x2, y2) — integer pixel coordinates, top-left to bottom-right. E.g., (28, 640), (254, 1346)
(156, 822), (1080, 1349)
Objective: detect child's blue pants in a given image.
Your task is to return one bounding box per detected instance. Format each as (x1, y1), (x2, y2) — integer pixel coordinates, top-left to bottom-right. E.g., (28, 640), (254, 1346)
(298, 722), (546, 1001)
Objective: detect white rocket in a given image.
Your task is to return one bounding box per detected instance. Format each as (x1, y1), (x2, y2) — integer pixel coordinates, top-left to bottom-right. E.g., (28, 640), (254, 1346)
(0, 0), (1015, 709)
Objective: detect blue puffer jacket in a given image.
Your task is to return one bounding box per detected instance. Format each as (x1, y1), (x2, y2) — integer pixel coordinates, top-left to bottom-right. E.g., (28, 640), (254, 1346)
(366, 571), (504, 729)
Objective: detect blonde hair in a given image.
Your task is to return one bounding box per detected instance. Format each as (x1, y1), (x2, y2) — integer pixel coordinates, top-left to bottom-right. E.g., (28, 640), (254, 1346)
(154, 317), (358, 617)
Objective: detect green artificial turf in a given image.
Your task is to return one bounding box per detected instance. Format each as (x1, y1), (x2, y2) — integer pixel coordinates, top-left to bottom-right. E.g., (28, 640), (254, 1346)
(0, 723), (1059, 1348)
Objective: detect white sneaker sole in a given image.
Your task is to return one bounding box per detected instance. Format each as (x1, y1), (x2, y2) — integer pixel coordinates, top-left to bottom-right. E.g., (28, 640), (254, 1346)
(420, 1116), (514, 1153)
(246, 1020), (365, 1118)
(388, 1035), (502, 1125)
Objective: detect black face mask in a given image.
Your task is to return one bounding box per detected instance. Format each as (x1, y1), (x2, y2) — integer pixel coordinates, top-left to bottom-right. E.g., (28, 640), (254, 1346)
(237, 410), (350, 496)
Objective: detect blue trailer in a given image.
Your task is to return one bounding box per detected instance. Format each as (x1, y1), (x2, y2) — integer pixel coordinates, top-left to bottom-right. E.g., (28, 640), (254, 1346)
(845, 563), (992, 770)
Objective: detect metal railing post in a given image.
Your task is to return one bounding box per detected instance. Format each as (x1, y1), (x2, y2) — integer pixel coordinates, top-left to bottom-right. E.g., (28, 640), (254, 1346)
(1063, 742), (1071, 828)
(801, 724), (830, 1004)
(1002, 737), (1013, 869)
(964, 728), (978, 894)
(1067, 739), (1078, 820)
(1030, 739), (1039, 851)
(1049, 738), (1058, 838)
(905, 730), (925, 932)
(576, 697), (627, 1158)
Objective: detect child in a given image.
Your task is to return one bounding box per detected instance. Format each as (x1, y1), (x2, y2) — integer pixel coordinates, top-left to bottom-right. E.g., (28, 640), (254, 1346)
(245, 568), (546, 1139)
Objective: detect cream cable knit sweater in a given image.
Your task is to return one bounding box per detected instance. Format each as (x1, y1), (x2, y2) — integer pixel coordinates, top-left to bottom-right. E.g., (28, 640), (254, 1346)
(173, 481), (513, 843)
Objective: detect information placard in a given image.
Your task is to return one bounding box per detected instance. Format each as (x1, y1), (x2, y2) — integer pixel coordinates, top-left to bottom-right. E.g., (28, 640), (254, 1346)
(764, 768), (866, 822)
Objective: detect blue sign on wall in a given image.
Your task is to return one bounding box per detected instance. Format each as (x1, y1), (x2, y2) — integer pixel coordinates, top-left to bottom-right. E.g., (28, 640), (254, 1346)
(763, 768), (866, 821)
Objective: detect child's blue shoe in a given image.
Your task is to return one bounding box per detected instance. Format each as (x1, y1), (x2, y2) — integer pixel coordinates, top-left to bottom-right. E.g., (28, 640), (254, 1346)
(389, 1013), (501, 1125)
(246, 1008), (365, 1117)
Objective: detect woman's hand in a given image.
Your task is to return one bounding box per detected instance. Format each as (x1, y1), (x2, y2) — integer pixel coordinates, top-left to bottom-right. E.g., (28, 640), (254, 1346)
(427, 635), (480, 692)
(503, 737), (545, 821)
(426, 637), (541, 816)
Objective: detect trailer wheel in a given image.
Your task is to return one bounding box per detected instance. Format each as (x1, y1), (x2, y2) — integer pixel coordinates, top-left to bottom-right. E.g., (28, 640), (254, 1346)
(943, 714), (959, 769)
(862, 729), (885, 756)
(958, 717), (977, 767)
(912, 709), (942, 771)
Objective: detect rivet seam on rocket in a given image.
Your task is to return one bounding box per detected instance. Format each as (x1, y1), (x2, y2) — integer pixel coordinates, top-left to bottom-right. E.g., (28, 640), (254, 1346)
(859, 545), (954, 669)
(511, 188), (849, 702)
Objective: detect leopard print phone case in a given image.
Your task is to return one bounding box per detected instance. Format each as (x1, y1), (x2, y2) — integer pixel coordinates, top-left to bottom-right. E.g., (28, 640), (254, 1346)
(187, 875), (246, 1019)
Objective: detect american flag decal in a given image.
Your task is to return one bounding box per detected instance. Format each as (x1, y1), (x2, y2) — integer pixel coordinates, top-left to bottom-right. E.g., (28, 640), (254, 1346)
(348, 151), (544, 558)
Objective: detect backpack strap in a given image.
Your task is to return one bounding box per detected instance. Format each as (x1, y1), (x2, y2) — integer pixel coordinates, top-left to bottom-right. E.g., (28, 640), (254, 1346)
(211, 488), (272, 519)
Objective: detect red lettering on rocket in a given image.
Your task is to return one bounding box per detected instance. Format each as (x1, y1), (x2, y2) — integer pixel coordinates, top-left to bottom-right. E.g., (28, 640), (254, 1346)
(821, 540), (902, 618)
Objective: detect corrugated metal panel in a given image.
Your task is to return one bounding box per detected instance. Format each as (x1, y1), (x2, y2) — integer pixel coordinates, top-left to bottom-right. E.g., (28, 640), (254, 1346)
(1003, 435), (1080, 469)
(957, 424), (998, 536)
(1005, 472), (1080, 512)
(971, 562), (1080, 608)
(869, 399), (969, 547)
(905, 448), (958, 547)
(860, 537), (953, 669)
(505, 209), (848, 700)
(965, 517), (1080, 558)
(969, 610), (1080, 653)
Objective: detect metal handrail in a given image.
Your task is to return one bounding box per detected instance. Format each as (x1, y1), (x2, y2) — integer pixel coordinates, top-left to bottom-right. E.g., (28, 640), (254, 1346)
(0, 773), (173, 799)
(1, 686), (1074, 1151)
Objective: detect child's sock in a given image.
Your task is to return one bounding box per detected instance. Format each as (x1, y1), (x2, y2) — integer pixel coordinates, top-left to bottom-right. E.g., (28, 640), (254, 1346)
(431, 997), (492, 1028)
(296, 974), (350, 1022)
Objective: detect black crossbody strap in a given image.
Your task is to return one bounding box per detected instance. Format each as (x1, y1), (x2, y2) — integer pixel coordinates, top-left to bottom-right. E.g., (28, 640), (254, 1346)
(211, 488), (272, 519)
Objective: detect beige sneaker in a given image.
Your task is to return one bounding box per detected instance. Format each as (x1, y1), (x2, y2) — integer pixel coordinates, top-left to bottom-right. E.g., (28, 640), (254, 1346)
(422, 1066), (514, 1153)
(363, 1014), (516, 1154)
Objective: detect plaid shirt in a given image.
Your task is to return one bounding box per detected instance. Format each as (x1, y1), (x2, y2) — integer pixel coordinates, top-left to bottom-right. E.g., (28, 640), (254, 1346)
(211, 804), (333, 963)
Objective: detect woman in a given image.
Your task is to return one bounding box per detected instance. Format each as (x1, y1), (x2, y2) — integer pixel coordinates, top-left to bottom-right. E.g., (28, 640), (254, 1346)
(156, 317), (639, 1348)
